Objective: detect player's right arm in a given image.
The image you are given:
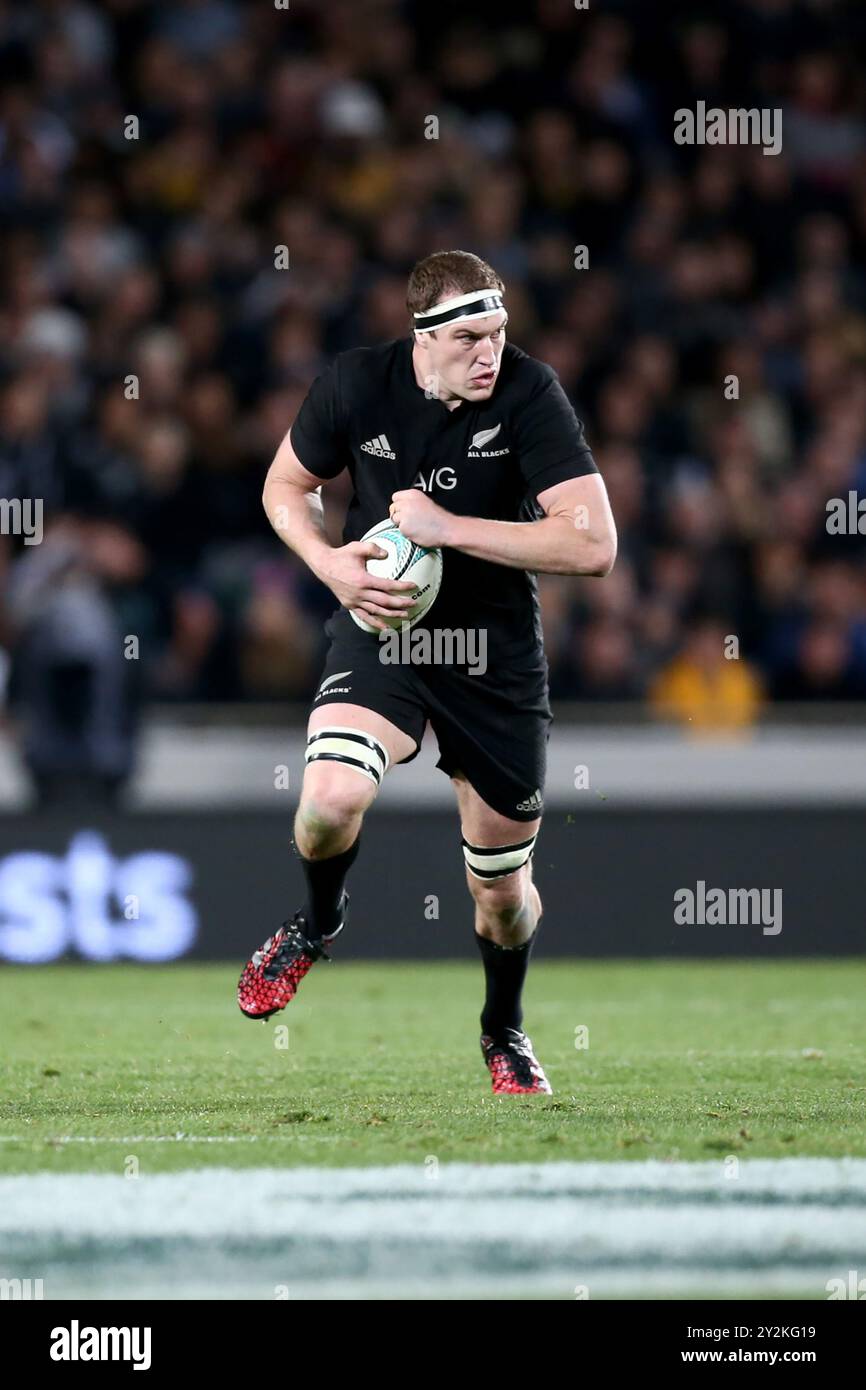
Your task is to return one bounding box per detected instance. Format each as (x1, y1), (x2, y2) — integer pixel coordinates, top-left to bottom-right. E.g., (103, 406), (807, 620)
(262, 428), (416, 632)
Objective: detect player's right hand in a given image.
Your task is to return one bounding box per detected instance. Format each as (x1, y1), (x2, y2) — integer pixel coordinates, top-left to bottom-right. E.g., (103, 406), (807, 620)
(318, 541), (418, 633)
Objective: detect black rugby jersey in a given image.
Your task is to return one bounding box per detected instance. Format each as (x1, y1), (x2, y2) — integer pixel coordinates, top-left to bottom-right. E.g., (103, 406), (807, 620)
(289, 336), (598, 660)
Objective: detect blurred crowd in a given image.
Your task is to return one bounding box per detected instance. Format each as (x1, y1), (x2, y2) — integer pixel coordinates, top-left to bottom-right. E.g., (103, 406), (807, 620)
(1, 0), (866, 797)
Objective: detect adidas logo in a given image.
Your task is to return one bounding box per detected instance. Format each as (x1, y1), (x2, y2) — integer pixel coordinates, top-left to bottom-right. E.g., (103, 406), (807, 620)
(360, 434), (396, 459)
(516, 788), (543, 812)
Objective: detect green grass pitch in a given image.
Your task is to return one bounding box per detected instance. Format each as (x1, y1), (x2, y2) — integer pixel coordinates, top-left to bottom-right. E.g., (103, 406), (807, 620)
(1, 959), (864, 1175)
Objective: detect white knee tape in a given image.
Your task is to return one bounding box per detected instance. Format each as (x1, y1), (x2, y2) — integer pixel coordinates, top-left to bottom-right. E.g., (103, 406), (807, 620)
(462, 832), (538, 881)
(305, 726), (390, 787)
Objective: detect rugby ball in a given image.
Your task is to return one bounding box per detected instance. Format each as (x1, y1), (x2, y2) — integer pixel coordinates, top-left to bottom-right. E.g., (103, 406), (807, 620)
(350, 518), (442, 633)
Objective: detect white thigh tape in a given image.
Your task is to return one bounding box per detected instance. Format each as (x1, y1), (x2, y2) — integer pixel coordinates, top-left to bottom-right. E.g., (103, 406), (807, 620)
(305, 727), (390, 786)
(462, 833), (537, 880)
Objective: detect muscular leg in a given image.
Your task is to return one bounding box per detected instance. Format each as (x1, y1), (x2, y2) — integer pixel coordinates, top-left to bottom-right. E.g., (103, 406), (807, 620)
(451, 771), (542, 946)
(451, 772), (542, 1038)
(294, 703), (417, 938)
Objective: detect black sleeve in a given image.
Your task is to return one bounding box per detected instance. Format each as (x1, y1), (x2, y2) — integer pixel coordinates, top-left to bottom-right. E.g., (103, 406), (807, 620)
(289, 360), (350, 480)
(515, 365), (598, 500)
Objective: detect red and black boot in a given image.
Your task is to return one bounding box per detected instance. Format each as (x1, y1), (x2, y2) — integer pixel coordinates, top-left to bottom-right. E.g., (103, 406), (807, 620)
(481, 1027), (552, 1095)
(237, 895), (347, 1020)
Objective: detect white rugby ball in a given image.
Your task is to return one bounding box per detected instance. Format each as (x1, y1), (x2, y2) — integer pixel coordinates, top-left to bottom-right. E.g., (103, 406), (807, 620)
(350, 518), (442, 633)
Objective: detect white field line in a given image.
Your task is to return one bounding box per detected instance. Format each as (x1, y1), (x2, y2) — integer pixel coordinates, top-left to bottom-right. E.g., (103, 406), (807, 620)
(1, 1161), (865, 1298)
(0, 1139), (864, 1187)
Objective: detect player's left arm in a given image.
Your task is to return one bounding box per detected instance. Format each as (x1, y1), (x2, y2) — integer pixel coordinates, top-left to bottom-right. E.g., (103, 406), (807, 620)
(389, 473), (617, 577)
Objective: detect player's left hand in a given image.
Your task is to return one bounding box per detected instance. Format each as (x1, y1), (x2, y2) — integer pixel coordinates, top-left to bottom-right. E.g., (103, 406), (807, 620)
(389, 490), (454, 548)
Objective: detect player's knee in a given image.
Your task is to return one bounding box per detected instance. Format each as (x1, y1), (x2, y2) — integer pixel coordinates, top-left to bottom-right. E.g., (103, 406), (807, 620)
(298, 764), (375, 851)
(463, 828), (538, 927)
(468, 865), (531, 928)
(300, 724), (388, 831)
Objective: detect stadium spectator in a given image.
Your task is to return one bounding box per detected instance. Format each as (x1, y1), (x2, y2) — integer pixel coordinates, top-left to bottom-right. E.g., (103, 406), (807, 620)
(650, 616), (765, 733)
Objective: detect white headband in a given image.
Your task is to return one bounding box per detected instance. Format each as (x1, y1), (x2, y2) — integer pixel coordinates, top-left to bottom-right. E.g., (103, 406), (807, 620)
(413, 288), (506, 333)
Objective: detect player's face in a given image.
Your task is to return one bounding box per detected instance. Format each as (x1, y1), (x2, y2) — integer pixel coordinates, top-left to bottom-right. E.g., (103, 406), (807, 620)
(420, 310), (508, 402)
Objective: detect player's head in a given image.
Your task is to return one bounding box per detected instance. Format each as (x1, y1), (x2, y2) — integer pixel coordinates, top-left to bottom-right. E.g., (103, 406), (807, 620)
(407, 250), (507, 402)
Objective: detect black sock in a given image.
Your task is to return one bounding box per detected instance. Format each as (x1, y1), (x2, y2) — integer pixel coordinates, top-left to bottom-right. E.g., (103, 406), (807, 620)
(475, 925), (538, 1039)
(295, 834), (361, 941)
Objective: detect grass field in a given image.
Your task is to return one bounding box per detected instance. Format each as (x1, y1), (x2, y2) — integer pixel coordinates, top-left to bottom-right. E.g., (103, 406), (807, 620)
(1, 959), (865, 1171)
(2, 959), (864, 1298)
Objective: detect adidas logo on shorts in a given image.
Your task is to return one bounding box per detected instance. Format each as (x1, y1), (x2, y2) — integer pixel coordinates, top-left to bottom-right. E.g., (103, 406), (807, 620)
(516, 788), (543, 812)
(360, 434), (396, 459)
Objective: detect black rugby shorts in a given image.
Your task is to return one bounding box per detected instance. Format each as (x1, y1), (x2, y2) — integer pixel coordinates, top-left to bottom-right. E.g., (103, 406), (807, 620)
(309, 613), (551, 823)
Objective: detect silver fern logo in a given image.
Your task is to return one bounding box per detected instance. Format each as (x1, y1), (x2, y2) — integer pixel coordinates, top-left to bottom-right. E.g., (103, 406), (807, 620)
(471, 424), (501, 449)
(469, 424), (509, 458)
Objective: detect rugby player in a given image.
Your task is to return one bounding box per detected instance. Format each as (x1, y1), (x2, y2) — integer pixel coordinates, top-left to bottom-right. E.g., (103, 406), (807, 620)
(238, 250), (616, 1094)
